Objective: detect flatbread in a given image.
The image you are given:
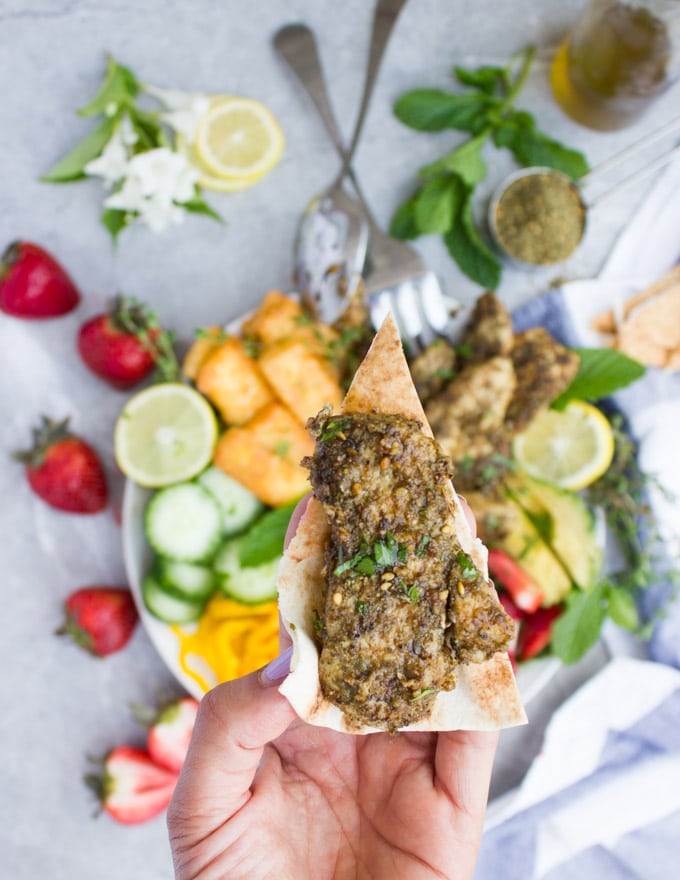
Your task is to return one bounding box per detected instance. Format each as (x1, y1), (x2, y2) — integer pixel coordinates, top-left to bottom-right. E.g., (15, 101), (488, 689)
(278, 314), (526, 732)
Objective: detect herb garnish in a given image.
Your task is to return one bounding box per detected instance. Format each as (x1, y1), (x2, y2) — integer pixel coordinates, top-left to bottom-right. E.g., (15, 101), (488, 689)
(410, 688), (437, 702)
(390, 47), (588, 287)
(404, 585), (421, 603)
(320, 417), (351, 442)
(416, 535), (431, 557)
(456, 551), (478, 580)
(355, 600), (369, 615)
(552, 348), (646, 410)
(333, 532), (407, 577)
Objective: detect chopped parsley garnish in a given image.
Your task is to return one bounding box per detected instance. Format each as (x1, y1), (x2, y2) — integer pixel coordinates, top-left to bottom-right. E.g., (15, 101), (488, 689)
(456, 551), (478, 579)
(320, 417), (351, 441)
(355, 599), (368, 615)
(333, 532), (407, 578)
(405, 584), (420, 603)
(274, 440), (291, 459)
(410, 687), (437, 702)
(416, 535), (431, 556)
(312, 609), (324, 633)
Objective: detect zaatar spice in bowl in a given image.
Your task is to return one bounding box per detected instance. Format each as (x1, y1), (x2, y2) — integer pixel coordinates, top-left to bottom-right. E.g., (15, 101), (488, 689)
(489, 167), (586, 266)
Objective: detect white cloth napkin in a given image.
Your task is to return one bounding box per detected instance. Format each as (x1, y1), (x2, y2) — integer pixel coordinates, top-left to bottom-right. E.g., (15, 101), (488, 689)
(479, 659), (680, 880)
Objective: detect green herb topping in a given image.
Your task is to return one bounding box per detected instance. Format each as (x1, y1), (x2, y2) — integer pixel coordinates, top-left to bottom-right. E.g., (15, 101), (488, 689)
(456, 551), (478, 580)
(410, 688), (437, 702)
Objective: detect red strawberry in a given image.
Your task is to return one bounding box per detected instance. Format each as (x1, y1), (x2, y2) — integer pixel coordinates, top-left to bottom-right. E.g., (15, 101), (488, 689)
(85, 746), (178, 825)
(0, 240), (80, 318)
(57, 587), (138, 657)
(77, 295), (178, 390)
(14, 416), (108, 513)
(146, 697), (199, 772)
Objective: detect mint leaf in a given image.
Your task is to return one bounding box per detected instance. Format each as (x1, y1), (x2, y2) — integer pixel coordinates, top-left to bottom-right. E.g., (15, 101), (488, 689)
(78, 55), (139, 117)
(394, 89), (496, 133)
(420, 132), (488, 186)
(238, 503), (298, 568)
(606, 583), (639, 631)
(181, 193), (224, 223)
(453, 64), (508, 94)
(414, 175), (461, 234)
(445, 196), (501, 289)
(551, 581), (606, 664)
(100, 207), (130, 242)
(494, 111), (589, 179)
(552, 347), (645, 409)
(41, 115), (118, 182)
(389, 194), (421, 240)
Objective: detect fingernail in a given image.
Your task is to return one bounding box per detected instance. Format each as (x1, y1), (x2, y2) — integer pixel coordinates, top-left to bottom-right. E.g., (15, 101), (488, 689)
(259, 645), (293, 687)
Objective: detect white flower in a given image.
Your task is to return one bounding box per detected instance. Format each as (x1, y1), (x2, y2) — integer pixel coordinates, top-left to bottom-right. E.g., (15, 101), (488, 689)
(84, 121), (133, 187)
(144, 84), (212, 142)
(103, 147), (200, 232)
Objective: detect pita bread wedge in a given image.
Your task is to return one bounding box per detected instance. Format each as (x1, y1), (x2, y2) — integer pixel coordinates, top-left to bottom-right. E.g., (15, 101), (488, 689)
(278, 314), (526, 733)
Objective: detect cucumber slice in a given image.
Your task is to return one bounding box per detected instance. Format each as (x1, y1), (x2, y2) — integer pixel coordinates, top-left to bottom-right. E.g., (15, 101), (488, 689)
(145, 483), (222, 562)
(156, 558), (217, 602)
(197, 467), (264, 536)
(142, 573), (205, 624)
(213, 536), (280, 605)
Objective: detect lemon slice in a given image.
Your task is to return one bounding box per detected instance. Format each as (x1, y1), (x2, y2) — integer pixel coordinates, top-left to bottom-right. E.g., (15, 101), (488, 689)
(115, 384), (217, 487)
(513, 400), (615, 490)
(194, 97), (284, 180)
(175, 134), (257, 193)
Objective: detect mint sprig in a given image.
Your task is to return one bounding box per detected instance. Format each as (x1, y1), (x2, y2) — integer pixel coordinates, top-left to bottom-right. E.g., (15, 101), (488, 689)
(553, 348), (646, 409)
(390, 48), (589, 288)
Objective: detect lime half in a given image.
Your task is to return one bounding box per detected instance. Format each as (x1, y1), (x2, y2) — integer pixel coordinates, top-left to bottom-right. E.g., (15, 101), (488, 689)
(513, 400), (615, 491)
(115, 383), (217, 487)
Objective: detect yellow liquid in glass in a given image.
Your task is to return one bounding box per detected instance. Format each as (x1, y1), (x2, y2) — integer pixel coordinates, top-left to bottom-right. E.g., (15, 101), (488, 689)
(551, 3), (671, 130)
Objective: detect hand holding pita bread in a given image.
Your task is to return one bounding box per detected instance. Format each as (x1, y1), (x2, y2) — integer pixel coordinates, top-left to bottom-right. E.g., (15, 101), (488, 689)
(168, 496), (499, 880)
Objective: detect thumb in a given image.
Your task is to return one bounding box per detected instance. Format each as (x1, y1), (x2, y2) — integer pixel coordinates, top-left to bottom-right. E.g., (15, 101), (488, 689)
(168, 647), (295, 833)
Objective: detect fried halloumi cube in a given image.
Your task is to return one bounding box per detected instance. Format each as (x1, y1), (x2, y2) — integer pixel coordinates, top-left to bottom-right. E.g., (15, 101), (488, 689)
(196, 336), (273, 425)
(258, 338), (343, 424)
(213, 402), (313, 507)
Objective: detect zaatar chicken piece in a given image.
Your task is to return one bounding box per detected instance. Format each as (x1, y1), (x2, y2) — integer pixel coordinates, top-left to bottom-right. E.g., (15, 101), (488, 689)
(459, 291), (514, 363)
(425, 356), (517, 463)
(504, 328), (579, 433)
(305, 409), (512, 732)
(409, 339), (457, 403)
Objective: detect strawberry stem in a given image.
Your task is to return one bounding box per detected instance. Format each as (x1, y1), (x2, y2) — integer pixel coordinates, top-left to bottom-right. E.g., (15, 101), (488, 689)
(11, 416), (73, 467)
(111, 295), (181, 382)
(0, 240), (20, 281)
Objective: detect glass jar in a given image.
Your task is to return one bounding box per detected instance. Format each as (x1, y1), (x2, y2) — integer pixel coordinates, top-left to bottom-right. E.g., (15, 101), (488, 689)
(551, 0), (680, 130)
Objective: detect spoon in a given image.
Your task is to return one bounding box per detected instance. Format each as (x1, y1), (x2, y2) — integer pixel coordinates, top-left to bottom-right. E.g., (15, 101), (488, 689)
(273, 0), (408, 320)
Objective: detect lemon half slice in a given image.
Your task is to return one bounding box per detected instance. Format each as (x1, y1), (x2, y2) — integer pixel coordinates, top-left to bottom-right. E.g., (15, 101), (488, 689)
(513, 400), (615, 490)
(195, 97), (284, 180)
(115, 383), (217, 487)
(175, 134), (255, 193)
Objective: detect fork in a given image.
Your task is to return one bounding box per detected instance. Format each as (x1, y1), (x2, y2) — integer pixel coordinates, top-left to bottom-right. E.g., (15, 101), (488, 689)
(273, 21), (459, 354)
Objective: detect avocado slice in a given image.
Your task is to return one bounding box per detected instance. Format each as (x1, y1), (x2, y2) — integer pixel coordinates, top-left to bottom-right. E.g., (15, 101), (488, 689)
(506, 477), (602, 591)
(497, 504), (573, 606)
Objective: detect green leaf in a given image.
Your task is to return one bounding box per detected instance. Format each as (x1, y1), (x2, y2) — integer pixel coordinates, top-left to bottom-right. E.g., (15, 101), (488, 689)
(100, 207), (130, 242)
(394, 89), (496, 133)
(552, 348), (646, 409)
(238, 503), (298, 568)
(551, 581), (606, 664)
(41, 115), (118, 182)
(127, 106), (167, 149)
(606, 584), (640, 631)
(78, 55), (140, 118)
(453, 64), (508, 94)
(444, 195), (501, 289)
(494, 111), (589, 179)
(389, 194), (421, 240)
(414, 175), (461, 234)
(180, 194), (224, 224)
(420, 132), (488, 186)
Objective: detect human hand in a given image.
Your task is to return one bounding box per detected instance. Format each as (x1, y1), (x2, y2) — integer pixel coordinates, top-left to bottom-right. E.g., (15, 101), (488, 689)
(168, 496), (498, 880)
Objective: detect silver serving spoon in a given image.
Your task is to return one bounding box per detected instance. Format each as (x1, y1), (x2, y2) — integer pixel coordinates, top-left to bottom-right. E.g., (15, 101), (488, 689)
(273, 0), (408, 320)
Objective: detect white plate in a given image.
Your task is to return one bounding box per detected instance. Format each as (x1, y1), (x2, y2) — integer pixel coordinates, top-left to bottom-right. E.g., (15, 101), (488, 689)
(122, 479), (561, 704)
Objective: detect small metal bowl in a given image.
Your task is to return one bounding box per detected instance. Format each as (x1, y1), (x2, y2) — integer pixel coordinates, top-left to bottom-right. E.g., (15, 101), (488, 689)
(488, 166), (587, 269)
